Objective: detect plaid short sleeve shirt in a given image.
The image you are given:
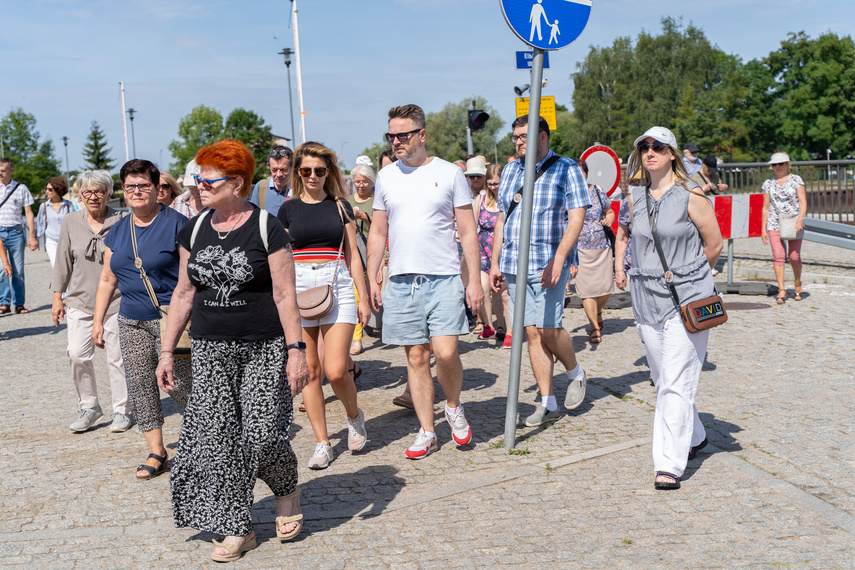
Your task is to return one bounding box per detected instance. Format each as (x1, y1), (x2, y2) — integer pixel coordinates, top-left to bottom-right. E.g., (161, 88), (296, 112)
(497, 151), (590, 276)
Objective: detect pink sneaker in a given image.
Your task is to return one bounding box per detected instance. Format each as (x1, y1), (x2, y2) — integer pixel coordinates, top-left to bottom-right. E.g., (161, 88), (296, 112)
(477, 326), (495, 340)
(501, 334), (512, 349)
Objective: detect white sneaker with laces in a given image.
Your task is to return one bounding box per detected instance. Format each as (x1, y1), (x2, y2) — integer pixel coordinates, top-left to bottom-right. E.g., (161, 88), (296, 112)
(308, 442), (333, 470)
(110, 413), (133, 433)
(346, 408), (367, 451)
(405, 430), (438, 460)
(445, 404), (472, 446)
(69, 406), (104, 432)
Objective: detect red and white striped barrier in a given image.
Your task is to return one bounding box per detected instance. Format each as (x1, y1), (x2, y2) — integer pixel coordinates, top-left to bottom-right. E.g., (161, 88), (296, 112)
(604, 193), (764, 240)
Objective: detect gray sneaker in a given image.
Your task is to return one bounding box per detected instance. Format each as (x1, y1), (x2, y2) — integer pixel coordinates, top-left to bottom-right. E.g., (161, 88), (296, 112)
(523, 406), (561, 427)
(110, 413), (133, 433)
(69, 406), (104, 432)
(564, 369), (588, 410)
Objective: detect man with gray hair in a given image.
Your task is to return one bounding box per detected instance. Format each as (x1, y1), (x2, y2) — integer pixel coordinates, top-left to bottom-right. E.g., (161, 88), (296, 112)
(367, 104), (484, 459)
(250, 145), (293, 216)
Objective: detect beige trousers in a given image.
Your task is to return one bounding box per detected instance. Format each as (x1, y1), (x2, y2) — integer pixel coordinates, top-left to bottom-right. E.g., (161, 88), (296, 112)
(66, 307), (128, 414)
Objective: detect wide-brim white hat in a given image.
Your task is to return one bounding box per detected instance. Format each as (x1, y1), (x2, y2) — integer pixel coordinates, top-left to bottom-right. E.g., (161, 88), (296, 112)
(768, 152), (790, 164)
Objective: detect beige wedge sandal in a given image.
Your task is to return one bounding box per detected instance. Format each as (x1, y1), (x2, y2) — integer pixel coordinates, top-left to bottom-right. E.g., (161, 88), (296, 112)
(211, 533), (257, 562)
(275, 488), (304, 541)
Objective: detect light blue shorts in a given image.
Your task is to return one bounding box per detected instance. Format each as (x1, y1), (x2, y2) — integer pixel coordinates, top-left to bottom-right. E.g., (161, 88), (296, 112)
(505, 266), (569, 329)
(381, 274), (468, 346)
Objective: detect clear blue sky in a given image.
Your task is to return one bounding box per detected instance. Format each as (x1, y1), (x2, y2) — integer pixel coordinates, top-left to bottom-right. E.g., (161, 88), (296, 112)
(3, 0), (852, 172)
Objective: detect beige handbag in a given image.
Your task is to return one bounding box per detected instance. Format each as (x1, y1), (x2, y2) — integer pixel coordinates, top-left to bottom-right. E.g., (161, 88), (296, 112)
(778, 213), (803, 240)
(296, 199), (346, 320)
(131, 215), (192, 355)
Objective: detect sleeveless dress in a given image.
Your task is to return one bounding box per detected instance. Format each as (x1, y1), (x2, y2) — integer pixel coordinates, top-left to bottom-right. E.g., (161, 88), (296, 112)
(477, 198), (499, 273)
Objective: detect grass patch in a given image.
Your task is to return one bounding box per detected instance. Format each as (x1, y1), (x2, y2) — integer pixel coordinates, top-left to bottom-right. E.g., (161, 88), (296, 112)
(489, 440), (503, 449)
(545, 463), (553, 471)
(621, 538), (633, 545)
(508, 447), (532, 456)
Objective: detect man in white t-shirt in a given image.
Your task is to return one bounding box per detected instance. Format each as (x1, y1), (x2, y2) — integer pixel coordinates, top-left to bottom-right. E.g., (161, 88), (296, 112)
(367, 104), (484, 460)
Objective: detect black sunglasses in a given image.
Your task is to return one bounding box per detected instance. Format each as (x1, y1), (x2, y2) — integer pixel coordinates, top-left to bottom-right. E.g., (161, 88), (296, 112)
(269, 149), (292, 158)
(637, 140), (669, 154)
(385, 128), (422, 143)
(298, 167), (328, 177)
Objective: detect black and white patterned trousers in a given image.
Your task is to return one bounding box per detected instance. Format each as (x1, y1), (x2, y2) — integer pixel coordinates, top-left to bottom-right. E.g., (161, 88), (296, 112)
(170, 336), (298, 536)
(116, 316), (192, 432)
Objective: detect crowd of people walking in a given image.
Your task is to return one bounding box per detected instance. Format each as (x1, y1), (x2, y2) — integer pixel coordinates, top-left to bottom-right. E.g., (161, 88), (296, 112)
(1, 103), (814, 561)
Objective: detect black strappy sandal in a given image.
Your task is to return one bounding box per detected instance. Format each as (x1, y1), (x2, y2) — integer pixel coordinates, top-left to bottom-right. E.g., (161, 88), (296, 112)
(654, 471), (681, 490)
(349, 362), (362, 382)
(136, 451), (168, 480)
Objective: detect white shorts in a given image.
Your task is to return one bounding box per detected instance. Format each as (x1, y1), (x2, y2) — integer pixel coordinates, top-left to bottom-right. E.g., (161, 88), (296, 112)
(294, 260), (357, 328)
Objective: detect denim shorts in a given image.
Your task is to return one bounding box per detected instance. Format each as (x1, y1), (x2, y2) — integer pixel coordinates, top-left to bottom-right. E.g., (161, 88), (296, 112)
(381, 274), (468, 345)
(294, 261), (357, 328)
(505, 266), (569, 329)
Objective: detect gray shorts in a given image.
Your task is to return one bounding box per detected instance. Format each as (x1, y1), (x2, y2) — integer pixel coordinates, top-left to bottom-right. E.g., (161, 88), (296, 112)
(381, 274), (468, 345)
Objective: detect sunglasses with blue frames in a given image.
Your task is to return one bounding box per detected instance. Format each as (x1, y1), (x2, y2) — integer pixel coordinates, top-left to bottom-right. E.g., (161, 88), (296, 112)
(193, 174), (236, 189)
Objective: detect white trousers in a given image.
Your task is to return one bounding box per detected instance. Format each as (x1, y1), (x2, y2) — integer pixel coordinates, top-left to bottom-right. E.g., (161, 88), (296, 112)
(45, 238), (58, 267)
(637, 313), (708, 478)
(66, 307), (128, 414)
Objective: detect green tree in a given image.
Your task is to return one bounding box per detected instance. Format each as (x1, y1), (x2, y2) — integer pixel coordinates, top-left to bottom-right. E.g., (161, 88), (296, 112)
(355, 140), (392, 172)
(168, 105), (224, 172)
(224, 108), (274, 182)
(0, 108), (61, 195)
(425, 97), (505, 162)
(80, 121), (116, 172)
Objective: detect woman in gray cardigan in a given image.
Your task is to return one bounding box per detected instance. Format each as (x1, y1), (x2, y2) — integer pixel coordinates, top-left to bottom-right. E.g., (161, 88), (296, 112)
(617, 127), (722, 491)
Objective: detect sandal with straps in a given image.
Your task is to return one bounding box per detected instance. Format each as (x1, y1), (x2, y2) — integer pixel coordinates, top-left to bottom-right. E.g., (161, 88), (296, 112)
(212, 533), (257, 562)
(0, 304), (11, 315)
(349, 362), (362, 382)
(135, 451), (168, 480)
(275, 488), (304, 542)
(654, 471), (681, 490)
(589, 327), (602, 344)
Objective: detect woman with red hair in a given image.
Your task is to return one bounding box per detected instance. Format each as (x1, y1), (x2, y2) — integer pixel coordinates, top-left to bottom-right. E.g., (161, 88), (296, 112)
(156, 139), (310, 562)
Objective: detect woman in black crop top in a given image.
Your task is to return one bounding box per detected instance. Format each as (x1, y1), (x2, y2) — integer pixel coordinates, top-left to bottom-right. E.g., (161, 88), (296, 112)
(155, 140), (310, 562)
(277, 142), (370, 471)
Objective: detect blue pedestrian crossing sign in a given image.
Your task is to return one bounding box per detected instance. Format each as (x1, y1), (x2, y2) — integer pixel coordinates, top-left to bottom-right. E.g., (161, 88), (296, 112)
(500, 0), (593, 51)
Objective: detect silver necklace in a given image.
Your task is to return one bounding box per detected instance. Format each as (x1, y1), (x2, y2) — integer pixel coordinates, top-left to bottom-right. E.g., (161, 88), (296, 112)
(214, 209), (244, 240)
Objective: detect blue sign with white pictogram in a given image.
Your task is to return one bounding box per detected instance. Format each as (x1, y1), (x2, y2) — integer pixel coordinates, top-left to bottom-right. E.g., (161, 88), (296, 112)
(516, 50), (550, 69)
(501, 0), (593, 51)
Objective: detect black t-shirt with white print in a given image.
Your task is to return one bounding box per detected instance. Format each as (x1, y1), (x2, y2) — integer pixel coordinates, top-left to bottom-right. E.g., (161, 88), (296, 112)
(175, 206), (292, 341)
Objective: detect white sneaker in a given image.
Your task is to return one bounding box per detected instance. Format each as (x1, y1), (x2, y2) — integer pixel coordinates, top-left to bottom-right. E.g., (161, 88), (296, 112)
(445, 404), (472, 446)
(346, 408), (367, 451)
(110, 413), (133, 433)
(308, 442), (333, 470)
(69, 406), (104, 432)
(405, 430), (438, 460)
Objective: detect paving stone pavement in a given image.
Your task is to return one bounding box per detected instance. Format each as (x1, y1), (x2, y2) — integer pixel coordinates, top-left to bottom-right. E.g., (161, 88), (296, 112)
(1, 242), (853, 568)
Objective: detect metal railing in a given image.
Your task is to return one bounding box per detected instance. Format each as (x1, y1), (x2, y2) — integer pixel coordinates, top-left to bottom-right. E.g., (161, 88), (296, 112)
(620, 160), (855, 224)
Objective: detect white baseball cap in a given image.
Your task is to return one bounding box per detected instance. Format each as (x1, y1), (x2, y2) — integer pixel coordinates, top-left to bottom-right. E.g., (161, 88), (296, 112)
(465, 156), (487, 177)
(633, 126), (679, 154)
(355, 155), (372, 166)
(183, 159), (200, 187)
(768, 152), (790, 165)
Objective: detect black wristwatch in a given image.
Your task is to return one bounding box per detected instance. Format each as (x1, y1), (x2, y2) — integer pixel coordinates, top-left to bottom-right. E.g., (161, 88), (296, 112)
(286, 342), (307, 351)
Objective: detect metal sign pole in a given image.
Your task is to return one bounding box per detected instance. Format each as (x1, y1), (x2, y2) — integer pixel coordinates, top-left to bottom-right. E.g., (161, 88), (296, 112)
(504, 47), (545, 450)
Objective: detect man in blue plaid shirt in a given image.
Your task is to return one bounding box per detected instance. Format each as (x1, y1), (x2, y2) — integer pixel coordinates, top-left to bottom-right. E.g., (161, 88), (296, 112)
(490, 116), (590, 427)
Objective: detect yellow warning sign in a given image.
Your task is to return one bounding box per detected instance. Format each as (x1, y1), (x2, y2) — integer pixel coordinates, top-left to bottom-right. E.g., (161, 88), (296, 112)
(514, 96), (557, 131)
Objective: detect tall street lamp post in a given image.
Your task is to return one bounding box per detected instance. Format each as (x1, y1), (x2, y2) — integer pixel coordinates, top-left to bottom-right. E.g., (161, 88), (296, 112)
(127, 108), (137, 158)
(61, 136), (70, 182)
(279, 48), (297, 147)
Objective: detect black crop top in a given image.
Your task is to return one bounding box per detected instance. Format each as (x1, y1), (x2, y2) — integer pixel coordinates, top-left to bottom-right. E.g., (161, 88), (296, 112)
(277, 195), (354, 261)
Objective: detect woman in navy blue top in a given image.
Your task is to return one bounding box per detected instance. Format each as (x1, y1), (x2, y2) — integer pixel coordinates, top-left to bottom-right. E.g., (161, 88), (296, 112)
(92, 159), (191, 482)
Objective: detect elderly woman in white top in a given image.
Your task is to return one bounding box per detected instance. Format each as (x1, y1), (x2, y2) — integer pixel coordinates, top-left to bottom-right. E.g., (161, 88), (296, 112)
(761, 152), (807, 303)
(51, 170), (130, 432)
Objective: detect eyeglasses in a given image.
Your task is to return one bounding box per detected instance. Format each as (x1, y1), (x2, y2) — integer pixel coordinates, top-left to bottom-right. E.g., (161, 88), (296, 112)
(122, 183), (154, 193)
(511, 133), (528, 144)
(192, 174), (236, 189)
(468, 175), (484, 179)
(298, 167), (328, 178)
(81, 189), (107, 197)
(385, 129), (422, 143)
(45, 186), (55, 192)
(353, 180), (371, 186)
(159, 184), (171, 191)
(486, 182), (500, 189)
(770, 162), (787, 167)
(637, 141), (669, 154)
(269, 149), (292, 158)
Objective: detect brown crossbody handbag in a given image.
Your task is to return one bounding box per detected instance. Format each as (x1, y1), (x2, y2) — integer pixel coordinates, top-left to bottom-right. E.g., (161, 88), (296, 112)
(295, 199), (346, 320)
(130, 214), (193, 355)
(645, 186), (727, 333)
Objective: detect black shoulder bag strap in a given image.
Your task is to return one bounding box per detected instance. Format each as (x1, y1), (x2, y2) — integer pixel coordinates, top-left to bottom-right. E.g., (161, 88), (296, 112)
(644, 185), (683, 311)
(505, 155), (560, 219)
(0, 182), (19, 210)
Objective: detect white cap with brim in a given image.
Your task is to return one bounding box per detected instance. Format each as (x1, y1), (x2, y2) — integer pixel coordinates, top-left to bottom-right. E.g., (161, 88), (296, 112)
(633, 126), (679, 154)
(768, 152), (790, 165)
(355, 155), (372, 167)
(465, 156), (487, 176)
(183, 159), (200, 187)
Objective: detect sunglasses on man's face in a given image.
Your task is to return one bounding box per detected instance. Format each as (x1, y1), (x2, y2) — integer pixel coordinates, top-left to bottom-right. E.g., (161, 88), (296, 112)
(385, 129), (422, 143)
(269, 149), (292, 158)
(299, 167), (328, 178)
(637, 141), (669, 154)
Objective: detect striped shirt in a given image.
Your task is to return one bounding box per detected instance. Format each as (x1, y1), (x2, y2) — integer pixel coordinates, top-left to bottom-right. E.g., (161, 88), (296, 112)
(0, 181), (34, 227)
(291, 247), (344, 262)
(497, 151), (590, 276)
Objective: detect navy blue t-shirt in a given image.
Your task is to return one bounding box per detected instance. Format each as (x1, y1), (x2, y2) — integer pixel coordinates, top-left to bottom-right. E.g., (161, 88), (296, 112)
(104, 204), (189, 320)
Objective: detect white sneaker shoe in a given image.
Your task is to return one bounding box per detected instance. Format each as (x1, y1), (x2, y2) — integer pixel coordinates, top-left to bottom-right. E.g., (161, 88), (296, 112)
(110, 413), (133, 433)
(405, 430), (438, 460)
(69, 406), (104, 432)
(308, 442), (333, 470)
(445, 404), (472, 446)
(346, 408), (367, 451)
